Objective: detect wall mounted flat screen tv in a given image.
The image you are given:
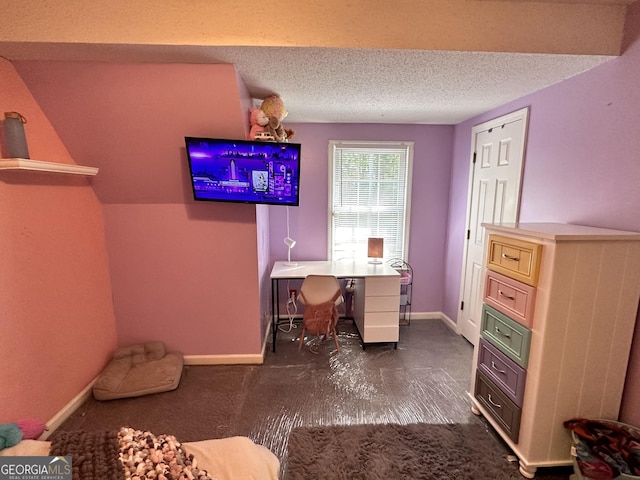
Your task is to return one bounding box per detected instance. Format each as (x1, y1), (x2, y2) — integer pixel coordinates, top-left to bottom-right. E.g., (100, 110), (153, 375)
(185, 137), (301, 206)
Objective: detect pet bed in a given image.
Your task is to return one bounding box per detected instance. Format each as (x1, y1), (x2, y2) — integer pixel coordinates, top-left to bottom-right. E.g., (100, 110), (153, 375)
(0, 427), (280, 480)
(92, 342), (183, 401)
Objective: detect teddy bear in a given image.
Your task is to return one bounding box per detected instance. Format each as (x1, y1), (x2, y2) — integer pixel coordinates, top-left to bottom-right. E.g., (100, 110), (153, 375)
(267, 116), (287, 143)
(248, 108), (271, 141)
(259, 95), (290, 142)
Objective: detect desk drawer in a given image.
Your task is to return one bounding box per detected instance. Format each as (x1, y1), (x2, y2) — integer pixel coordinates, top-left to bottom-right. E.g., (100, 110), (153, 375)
(478, 338), (527, 407)
(366, 295), (400, 313)
(364, 311), (399, 327)
(484, 270), (536, 328)
(365, 276), (400, 296)
(362, 325), (399, 343)
(475, 370), (521, 442)
(487, 234), (542, 286)
(481, 304), (531, 369)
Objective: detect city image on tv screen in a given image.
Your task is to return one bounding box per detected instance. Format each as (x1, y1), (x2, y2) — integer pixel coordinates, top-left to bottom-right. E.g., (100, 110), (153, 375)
(185, 137), (301, 206)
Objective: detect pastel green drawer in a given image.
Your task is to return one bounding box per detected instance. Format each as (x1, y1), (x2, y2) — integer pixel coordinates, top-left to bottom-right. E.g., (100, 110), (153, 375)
(480, 304), (531, 369)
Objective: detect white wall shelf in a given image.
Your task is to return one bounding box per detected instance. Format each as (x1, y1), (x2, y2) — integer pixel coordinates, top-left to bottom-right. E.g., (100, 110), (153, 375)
(0, 158), (98, 176)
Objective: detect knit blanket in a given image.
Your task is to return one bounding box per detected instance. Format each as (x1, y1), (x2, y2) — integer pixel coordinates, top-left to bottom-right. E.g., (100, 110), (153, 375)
(49, 427), (212, 480)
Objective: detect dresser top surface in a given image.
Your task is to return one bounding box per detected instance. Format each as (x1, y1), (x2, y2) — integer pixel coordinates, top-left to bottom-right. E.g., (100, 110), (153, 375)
(482, 222), (640, 241)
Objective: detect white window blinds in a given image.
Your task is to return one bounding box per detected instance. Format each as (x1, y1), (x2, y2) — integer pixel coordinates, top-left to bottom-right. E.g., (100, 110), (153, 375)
(329, 141), (413, 261)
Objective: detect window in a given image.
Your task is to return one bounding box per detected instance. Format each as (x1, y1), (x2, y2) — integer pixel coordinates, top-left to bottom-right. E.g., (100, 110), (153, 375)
(329, 141), (413, 261)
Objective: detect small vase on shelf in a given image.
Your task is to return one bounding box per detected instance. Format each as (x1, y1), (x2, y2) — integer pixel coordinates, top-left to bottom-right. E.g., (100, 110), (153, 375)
(2, 111), (30, 159)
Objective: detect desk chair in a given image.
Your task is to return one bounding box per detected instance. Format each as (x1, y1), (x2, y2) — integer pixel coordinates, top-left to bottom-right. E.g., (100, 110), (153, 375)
(297, 275), (344, 352)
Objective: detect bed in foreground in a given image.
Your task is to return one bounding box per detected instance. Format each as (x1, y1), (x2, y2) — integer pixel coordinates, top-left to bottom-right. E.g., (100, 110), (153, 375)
(0, 426), (280, 480)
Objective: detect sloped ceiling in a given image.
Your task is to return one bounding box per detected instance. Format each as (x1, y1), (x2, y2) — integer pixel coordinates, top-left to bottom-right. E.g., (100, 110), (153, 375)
(10, 61), (250, 204)
(0, 0), (637, 124)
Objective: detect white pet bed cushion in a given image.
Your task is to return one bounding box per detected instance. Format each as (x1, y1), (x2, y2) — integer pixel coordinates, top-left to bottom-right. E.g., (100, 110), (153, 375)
(0, 439), (50, 456)
(183, 437), (280, 480)
(93, 342), (183, 401)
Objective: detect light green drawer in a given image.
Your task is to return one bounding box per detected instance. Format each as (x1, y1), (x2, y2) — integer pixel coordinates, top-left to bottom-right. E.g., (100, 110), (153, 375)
(480, 304), (531, 369)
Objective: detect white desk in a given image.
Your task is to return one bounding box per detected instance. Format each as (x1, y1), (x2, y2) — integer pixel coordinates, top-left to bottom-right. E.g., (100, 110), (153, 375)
(270, 260), (401, 351)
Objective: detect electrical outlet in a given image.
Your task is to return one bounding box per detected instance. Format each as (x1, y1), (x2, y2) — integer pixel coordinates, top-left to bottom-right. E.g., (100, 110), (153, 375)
(289, 289), (297, 300)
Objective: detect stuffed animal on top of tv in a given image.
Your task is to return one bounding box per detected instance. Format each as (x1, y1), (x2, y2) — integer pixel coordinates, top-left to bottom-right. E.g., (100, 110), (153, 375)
(249, 95), (295, 142)
(249, 108), (271, 141)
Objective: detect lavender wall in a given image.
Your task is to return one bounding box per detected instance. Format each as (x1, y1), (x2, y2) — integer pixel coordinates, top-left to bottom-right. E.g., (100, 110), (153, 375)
(444, 2), (640, 424)
(269, 123), (454, 314)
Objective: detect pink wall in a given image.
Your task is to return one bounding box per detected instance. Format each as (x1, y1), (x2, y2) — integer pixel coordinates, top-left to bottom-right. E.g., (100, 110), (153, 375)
(13, 61), (266, 355)
(268, 123), (454, 313)
(256, 204), (272, 336)
(13, 62), (250, 205)
(104, 203), (261, 354)
(444, 1), (640, 425)
(0, 59), (117, 423)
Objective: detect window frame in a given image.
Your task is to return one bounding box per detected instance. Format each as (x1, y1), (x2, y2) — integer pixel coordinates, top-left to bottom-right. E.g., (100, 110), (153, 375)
(327, 140), (414, 261)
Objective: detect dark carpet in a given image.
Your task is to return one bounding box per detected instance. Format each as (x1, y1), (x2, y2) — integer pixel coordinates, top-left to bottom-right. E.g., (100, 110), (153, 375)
(56, 320), (571, 478)
(285, 422), (523, 480)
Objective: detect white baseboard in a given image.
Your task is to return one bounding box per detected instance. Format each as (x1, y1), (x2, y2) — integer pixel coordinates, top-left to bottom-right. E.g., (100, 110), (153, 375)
(183, 354), (264, 365)
(406, 311), (441, 321)
(183, 319), (272, 366)
(43, 376), (99, 439)
(439, 312), (460, 334)
(405, 311), (460, 335)
(275, 310), (462, 336)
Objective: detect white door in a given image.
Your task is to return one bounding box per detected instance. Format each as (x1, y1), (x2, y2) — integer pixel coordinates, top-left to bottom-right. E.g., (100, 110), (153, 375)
(458, 108), (529, 345)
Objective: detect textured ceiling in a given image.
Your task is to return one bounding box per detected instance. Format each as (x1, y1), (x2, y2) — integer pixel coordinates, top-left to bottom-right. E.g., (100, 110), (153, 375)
(0, 0), (636, 124)
(0, 43), (614, 125)
(209, 46), (613, 124)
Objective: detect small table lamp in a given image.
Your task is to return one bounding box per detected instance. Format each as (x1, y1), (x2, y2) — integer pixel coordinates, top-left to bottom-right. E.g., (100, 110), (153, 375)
(368, 237), (384, 264)
(284, 236), (297, 266)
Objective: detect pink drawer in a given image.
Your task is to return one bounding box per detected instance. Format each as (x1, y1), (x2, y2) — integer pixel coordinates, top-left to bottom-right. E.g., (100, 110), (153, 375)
(484, 270), (536, 329)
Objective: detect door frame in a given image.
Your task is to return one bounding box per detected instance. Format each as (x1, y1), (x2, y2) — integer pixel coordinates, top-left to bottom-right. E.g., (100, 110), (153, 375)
(456, 107), (530, 342)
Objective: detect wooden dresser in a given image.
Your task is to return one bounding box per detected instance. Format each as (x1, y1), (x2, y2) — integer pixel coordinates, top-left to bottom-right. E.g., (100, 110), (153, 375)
(470, 223), (640, 478)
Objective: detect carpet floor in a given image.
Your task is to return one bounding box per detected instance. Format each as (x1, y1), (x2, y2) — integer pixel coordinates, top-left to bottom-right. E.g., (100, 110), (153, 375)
(286, 423), (526, 479)
(55, 319), (572, 479)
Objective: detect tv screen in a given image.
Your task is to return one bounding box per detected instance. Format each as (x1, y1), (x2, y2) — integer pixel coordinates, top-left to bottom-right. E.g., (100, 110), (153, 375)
(185, 137), (301, 206)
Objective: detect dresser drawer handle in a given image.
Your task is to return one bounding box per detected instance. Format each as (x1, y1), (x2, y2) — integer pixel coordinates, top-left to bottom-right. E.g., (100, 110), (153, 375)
(498, 290), (515, 301)
(496, 328), (511, 339)
(501, 253), (520, 262)
(488, 394), (502, 409)
(491, 361), (506, 375)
